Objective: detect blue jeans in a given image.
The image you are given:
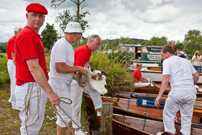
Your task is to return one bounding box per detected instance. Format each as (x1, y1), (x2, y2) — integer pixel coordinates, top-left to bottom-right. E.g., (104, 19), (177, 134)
(194, 65), (201, 73)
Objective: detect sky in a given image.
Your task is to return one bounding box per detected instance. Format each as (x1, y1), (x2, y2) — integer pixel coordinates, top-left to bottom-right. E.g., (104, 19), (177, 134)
(0, 0), (202, 43)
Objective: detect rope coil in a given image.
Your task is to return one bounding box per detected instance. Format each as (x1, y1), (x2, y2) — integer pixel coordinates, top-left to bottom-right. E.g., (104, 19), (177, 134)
(24, 83), (86, 135)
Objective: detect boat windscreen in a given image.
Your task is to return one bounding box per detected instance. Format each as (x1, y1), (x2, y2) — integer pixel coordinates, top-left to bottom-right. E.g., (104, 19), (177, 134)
(146, 47), (162, 53)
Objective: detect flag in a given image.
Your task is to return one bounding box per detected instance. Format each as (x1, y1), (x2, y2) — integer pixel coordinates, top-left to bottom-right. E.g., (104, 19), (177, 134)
(172, 44), (174, 50)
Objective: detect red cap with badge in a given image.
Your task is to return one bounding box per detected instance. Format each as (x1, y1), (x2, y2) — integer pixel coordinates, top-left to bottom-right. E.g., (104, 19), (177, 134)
(26, 3), (48, 15)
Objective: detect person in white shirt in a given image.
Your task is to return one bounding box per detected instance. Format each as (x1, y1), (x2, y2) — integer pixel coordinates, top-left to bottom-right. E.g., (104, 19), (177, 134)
(48, 22), (86, 135)
(155, 45), (199, 135)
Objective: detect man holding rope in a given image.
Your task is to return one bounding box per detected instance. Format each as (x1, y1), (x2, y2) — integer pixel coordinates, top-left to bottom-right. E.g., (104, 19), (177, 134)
(14, 3), (60, 135)
(48, 22), (86, 135)
(155, 45), (199, 135)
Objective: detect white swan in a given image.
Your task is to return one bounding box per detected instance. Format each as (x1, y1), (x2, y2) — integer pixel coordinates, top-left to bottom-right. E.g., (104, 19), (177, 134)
(89, 70), (108, 95)
(75, 61), (108, 94)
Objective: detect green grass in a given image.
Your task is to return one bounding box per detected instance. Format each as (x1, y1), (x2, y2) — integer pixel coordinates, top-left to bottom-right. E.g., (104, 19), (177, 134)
(0, 51), (133, 134)
(0, 53), (87, 134)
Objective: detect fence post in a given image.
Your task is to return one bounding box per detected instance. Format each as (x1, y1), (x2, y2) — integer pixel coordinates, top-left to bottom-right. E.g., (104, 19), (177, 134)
(100, 102), (113, 135)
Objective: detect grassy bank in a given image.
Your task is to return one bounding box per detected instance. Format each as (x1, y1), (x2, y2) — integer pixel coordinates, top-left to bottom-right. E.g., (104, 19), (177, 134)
(0, 51), (132, 134)
(0, 53), (83, 134)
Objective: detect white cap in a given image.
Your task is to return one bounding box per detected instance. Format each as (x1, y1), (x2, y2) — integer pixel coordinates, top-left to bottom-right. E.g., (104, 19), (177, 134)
(14, 27), (22, 32)
(64, 22), (83, 33)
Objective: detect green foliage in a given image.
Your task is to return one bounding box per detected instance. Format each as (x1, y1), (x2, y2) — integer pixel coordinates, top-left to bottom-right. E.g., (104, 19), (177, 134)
(0, 42), (7, 45)
(54, 0), (89, 33)
(104, 37), (135, 50)
(0, 57), (10, 88)
(55, 10), (73, 32)
(41, 23), (58, 49)
(140, 36), (168, 46)
(173, 40), (184, 51)
(90, 52), (132, 95)
(183, 30), (202, 57)
(0, 45), (7, 53)
(80, 36), (88, 46)
(107, 50), (133, 67)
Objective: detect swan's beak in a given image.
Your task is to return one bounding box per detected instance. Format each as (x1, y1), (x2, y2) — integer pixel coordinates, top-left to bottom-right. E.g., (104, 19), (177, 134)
(101, 71), (108, 77)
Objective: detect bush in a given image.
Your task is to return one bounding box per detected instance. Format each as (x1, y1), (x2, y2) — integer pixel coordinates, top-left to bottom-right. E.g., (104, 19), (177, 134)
(0, 57), (9, 88)
(90, 51), (132, 95)
(107, 50), (133, 67)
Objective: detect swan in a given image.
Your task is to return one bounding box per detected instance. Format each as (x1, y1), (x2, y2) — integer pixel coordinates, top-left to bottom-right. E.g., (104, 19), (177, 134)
(75, 61), (108, 94)
(75, 61), (93, 87)
(89, 70), (108, 95)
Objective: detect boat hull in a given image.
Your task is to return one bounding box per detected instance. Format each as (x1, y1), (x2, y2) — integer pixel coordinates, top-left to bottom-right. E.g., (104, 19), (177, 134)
(84, 94), (202, 135)
(140, 67), (202, 85)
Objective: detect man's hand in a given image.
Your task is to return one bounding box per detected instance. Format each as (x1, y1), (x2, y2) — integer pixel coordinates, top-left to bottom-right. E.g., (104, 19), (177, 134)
(155, 96), (161, 107)
(47, 91), (60, 106)
(142, 78), (148, 82)
(79, 67), (86, 76)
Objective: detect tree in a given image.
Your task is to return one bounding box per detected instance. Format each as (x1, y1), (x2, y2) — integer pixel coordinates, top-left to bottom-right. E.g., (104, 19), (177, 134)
(105, 37), (135, 50)
(183, 30), (202, 57)
(51, 0), (89, 47)
(140, 36), (168, 46)
(55, 10), (73, 32)
(41, 23), (58, 49)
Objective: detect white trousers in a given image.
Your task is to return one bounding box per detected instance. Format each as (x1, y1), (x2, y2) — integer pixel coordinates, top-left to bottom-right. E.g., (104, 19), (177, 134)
(48, 80), (72, 127)
(163, 89), (196, 135)
(15, 82), (47, 135)
(70, 79), (102, 129)
(7, 59), (16, 107)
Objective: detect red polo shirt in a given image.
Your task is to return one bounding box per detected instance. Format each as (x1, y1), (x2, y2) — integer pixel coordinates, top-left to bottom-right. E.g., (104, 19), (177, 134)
(133, 69), (142, 82)
(74, 44), (91, 67)
(15, 26), (48, 86)
(6, 36), (16, 59)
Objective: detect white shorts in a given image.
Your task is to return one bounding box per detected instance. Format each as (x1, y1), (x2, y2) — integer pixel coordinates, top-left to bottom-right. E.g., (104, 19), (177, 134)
(49, 80), (72, 127)
(7, 59), (16, 106)
(15, 82), (47, 135)
(70, 79), (102, 128)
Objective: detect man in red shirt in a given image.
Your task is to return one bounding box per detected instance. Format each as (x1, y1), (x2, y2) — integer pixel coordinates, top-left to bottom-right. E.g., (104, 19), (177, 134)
(133, 63), (148, 82)
(71, 35), (103, 135)
(14, 3), (60, 134)
(6, 27), (22, 110)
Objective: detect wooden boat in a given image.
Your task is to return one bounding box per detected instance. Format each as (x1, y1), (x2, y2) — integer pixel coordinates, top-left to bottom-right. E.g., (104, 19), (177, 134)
(113, 114), (202, 135)
(140, 66), (202, 85)
(84, 94), (202, 135)
(133, 82), (171, 95)
(113, 91), (202, 101)
(130, 82), (202, 97)
(84, 94), (202, 124)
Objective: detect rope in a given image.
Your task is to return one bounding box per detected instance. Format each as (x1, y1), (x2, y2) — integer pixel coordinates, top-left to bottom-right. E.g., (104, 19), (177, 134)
(52, 97), (87, 135)
(24, 82), (41, 135)
(24, 83), (86, 135)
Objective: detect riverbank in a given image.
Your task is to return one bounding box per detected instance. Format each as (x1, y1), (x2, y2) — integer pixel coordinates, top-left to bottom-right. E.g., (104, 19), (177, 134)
(0, 82), (88, 135)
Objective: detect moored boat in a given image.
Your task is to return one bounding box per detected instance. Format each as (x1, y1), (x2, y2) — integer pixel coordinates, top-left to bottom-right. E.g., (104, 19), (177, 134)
(84, 94), (202, 124)
(84, 94), (202, 135)
(125, 82), (202, 97)
(113, 114), (202, 135)
(139, 66), (202, 85)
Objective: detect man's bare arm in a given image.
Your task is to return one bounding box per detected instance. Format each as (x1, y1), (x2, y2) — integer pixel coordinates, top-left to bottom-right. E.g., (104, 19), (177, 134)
(193, 72), (199, 85)
(55, 62), (86, 75)
(11, 52), (15, 65)
(155, 74), (169, 106)
(26, 58), (60, 105)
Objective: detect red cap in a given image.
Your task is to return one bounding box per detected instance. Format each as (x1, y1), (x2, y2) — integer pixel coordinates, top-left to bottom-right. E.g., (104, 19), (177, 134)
(26, 3), (48, 15)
